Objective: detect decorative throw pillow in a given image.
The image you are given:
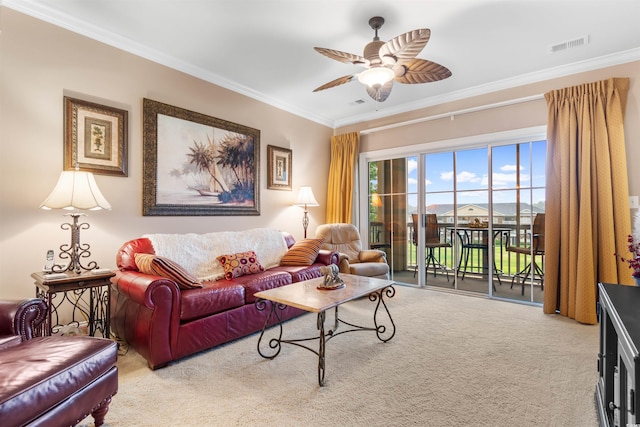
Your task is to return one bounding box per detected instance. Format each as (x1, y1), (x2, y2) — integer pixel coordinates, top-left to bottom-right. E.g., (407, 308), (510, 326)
(280, 238), (324, 266)
(216, 250), (264, 280)
(134, 253), (203, 289)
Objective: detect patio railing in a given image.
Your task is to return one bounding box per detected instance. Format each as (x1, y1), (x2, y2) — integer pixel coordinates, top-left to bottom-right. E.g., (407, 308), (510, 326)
(392, 221), (543, 281)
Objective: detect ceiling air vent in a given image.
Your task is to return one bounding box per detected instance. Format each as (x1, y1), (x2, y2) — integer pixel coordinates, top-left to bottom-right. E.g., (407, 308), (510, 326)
(351, 99), (366, 105)
(550, 35), (589, 53)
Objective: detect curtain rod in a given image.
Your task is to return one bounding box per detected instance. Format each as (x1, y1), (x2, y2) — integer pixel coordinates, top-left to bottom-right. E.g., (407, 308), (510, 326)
(360, 94), (545, 135)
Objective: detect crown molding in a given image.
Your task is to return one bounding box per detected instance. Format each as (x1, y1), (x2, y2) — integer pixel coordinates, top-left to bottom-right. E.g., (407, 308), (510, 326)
(334, 47), (640, 128)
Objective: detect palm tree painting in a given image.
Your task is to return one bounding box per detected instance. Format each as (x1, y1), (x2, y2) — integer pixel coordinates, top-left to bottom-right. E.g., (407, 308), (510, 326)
(186, 132), (256, 204)
(143, 98), (260, 216)
(186, 135), (230, 195)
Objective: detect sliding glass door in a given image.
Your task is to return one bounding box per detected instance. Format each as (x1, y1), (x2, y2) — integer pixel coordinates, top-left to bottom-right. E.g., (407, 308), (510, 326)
(368, 158), (408, 274)
(490, 141), (546, 303)
(364, 134), (546, 303)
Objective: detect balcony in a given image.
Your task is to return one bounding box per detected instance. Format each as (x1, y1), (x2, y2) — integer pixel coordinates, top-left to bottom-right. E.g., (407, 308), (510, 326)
(369, 219), (544, 303)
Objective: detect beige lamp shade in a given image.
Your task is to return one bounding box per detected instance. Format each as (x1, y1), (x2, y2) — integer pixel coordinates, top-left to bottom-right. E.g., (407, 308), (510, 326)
(40, 170), (111, 211)
(294, 186), (319, 207)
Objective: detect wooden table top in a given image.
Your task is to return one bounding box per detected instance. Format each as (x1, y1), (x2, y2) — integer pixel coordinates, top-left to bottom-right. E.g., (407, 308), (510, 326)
(31, 270), (116, 292)
(253, 274), (394, 313)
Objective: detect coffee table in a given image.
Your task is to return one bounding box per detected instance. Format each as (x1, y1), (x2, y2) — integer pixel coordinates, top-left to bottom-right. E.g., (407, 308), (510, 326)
(254, 274), (396, 386)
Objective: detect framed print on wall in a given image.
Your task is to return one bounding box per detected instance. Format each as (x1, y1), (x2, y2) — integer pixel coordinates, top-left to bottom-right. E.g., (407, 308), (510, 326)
(267, 145), (292, 191)
(64, 96), (128, 176)
(142, 98), (260, 216)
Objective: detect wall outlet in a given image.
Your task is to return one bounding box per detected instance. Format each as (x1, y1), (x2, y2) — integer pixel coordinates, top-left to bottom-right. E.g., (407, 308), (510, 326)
(630, 196), (639, 209)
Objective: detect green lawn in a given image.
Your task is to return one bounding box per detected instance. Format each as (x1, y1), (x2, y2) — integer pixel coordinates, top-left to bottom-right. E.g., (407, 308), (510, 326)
(406, 242), (537, 276)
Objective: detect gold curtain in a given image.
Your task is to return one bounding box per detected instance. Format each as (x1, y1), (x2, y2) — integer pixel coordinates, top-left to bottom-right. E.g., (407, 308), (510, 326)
(544, 77), (630, 324)
(325, 132), (360, 223)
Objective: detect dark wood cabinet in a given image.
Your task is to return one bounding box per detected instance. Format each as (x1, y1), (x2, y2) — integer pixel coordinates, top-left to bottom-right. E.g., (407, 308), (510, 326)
(597, 282), (640, 426)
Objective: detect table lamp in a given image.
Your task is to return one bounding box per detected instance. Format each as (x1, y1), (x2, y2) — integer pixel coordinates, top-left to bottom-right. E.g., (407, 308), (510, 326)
(294, 186), (319, 238)
(40, 169), (111, 274)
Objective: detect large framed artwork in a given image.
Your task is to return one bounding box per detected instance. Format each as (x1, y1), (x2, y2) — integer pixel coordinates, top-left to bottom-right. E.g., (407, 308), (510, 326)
(267, 145), (292, 191)
(64, 96), (128, 176)
(142, 98), (260, 216)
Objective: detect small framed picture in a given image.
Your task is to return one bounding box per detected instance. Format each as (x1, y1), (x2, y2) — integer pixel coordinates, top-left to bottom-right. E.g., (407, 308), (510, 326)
(64, 96), (128, 176)
(267, 145), (292, 191)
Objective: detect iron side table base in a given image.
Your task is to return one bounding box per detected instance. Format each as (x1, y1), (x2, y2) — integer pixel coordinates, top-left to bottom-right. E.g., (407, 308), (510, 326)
(256, 285), (396, 386)
(32, 270), (114, 338)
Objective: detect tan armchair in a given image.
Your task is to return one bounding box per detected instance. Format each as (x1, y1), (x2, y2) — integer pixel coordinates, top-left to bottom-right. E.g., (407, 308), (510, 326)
(315, 223), (390, 279)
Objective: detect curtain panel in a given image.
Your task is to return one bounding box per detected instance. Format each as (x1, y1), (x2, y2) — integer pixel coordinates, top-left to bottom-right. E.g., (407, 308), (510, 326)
(544, 77), (630, 324)
(325, 132), (360, 224)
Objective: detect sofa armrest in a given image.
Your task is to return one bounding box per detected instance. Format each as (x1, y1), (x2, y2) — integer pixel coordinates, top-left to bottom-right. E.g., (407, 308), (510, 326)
(111, 270), (180, 309)
(316, 249), (340, 266)
(110, 270), (181, 369)
(0, 298), (47, 341)
(336, 253), (351, 274)
(359, 249), (387, 263)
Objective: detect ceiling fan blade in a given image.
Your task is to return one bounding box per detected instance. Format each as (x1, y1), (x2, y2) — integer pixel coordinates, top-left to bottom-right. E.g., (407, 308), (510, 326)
(314, 47), (368, 66)
(365, 80), (393, 102)
(313, 75), (357, 92)
(393, 59), (452, 84)
(379, 29), (431, 65)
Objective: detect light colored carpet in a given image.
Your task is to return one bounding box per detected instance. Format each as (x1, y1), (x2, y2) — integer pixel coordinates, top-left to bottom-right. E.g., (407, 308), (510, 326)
(89, 286), (599, 427)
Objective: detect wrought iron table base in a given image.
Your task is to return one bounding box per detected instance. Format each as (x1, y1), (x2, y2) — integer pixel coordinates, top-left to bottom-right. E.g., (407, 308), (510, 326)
(255, 286), (395, 386)
(31, 270), (114, 339)
(36, 286), (110, 337)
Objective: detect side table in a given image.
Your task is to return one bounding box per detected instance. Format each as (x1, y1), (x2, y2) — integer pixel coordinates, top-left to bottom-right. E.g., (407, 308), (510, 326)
(31, 270), (115, 338)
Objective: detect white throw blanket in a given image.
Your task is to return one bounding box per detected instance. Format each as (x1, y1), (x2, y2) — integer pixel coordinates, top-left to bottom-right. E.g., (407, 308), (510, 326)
(143, 228), (288, 281)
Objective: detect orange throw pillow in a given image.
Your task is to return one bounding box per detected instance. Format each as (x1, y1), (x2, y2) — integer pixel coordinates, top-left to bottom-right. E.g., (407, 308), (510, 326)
(280, 238), (323, 266)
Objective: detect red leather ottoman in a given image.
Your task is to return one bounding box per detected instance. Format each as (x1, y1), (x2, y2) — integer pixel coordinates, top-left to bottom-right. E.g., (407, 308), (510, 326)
(0, 336), (118, 427)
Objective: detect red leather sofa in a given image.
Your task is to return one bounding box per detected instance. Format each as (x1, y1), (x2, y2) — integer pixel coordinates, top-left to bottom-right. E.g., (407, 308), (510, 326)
(0, 299), (118, 427)
(111, 231), (338, 369)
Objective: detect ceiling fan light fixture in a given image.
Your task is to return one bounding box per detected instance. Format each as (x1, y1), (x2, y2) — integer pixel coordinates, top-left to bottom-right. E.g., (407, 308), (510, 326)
(358, 67), (394, 89)
(313, 16), (451, 102)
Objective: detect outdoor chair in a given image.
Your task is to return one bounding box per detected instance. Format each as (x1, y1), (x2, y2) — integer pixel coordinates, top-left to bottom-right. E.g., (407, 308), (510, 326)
(506, 213), (545, 295)
(411, 214), (451, 282)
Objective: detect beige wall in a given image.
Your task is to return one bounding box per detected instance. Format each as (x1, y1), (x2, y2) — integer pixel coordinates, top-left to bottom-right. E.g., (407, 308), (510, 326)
(0, 8), (333, 298)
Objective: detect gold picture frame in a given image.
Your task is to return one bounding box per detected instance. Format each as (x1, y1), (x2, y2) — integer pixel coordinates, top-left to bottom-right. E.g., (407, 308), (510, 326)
(267, 145), (292, 191)
(142, 98), (260, 216)
(64, 96), (128, 176)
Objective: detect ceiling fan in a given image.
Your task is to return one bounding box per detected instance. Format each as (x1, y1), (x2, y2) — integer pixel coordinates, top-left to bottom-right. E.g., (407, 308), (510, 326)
(313, 16), (452, 102)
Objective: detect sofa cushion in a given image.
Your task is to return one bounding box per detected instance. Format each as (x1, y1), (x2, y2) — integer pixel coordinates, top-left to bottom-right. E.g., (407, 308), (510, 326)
(0, 335), (21, 351)
(217, 251), (265, 280)
(280, 238), (324, 266)
(0, 336), (117, 426)
(134, 253), (203, 289)
(271, 265), (322, 282)
(180, 280), (245, 321)
(232, 270), (292, 304)
(349, 262), (389, 278)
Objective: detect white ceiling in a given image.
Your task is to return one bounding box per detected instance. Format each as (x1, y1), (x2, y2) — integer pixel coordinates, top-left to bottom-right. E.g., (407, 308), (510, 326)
(4, 0), (640, 128)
